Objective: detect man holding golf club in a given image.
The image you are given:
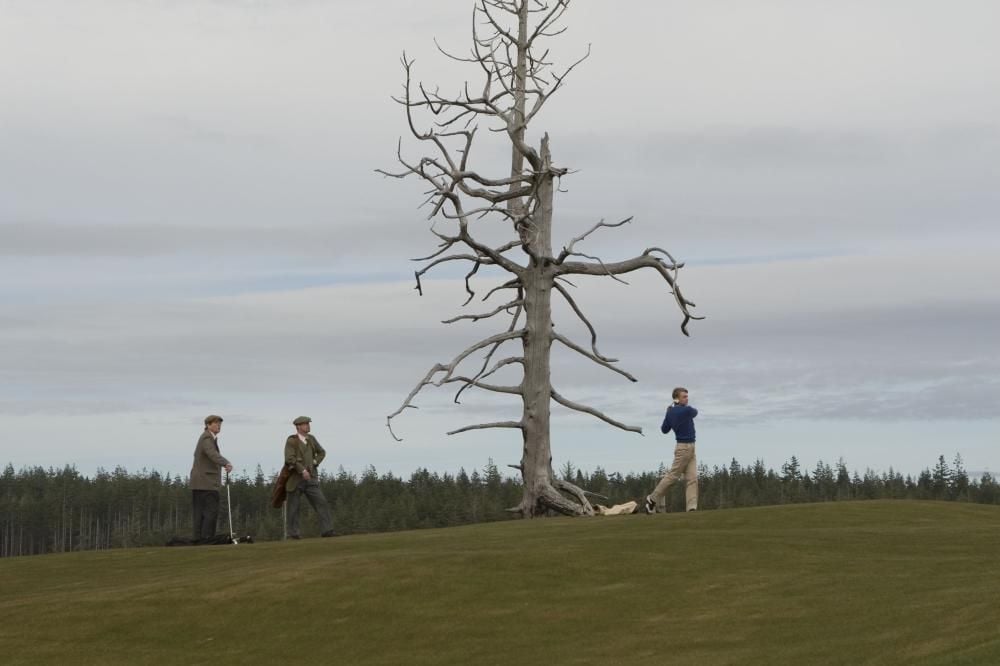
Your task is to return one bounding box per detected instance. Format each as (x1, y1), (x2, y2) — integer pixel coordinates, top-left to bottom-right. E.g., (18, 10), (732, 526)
(284, 416), (336, 539)
(190, 415), (233, 542)
(644, 388), (699, 514)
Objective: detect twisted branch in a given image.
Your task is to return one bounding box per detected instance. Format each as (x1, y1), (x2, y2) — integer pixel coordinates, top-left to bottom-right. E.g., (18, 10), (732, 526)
(558, 248), (704, 336)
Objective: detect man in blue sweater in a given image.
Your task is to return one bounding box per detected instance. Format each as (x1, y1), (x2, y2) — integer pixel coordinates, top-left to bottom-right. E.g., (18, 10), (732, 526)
(644, 387), (699, 514)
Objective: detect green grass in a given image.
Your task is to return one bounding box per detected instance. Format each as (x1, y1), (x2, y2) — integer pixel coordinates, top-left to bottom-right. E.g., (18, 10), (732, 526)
(2, 501), (999, 665)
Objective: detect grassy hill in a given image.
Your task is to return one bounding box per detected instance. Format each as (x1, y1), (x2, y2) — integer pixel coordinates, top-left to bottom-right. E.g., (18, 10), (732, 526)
(1, 501), (998, 665)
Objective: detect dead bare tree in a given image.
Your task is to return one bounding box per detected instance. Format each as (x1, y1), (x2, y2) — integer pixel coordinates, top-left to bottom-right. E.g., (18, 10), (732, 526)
(380, 0), (703, 517)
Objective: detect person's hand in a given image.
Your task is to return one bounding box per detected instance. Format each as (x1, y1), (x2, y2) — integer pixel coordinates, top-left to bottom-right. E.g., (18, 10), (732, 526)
(302, 470), (311, 481)
(224, 464), (233, 473)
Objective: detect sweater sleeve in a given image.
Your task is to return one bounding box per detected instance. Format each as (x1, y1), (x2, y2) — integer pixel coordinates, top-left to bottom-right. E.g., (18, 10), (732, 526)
(660, 410), (672, 434)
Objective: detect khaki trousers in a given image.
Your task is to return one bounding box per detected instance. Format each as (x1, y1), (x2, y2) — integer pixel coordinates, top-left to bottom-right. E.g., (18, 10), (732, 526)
(651, 443), (698, 511)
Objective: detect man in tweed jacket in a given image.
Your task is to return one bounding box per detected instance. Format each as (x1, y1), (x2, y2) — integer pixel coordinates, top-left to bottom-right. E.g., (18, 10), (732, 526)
(284, 416), (335, 538)
(190, 415), (232, 542)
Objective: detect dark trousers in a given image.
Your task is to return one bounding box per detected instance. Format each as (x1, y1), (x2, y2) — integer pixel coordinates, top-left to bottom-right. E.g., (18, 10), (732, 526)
(192, 490), (220, 542)
(286, 478), (333, 537)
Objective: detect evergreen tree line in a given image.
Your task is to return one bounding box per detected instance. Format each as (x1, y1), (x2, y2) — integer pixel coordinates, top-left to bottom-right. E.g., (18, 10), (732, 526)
(1, 453), (996, 558)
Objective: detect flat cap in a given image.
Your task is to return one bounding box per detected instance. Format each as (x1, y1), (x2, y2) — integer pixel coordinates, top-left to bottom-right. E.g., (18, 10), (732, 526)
(292, 416), (312, 426)
(204, 414), (224, 425)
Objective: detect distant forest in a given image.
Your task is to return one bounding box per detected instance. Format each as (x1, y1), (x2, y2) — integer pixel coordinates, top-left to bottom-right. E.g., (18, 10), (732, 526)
(1, 453), (997, 558)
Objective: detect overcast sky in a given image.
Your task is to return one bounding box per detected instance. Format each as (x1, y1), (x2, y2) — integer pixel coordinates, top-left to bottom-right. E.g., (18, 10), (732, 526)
(1, 0), (997, 480)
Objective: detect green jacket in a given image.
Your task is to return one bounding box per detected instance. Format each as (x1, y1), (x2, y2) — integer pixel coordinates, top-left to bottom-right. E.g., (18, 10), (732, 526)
(190, 430), (231, 491)
(284, 434), (326, 492)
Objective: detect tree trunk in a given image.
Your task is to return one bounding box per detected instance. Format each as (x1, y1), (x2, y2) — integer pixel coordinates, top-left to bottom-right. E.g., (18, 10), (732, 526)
(503, 4), (591, 516)
(518, 228), (554, 515)
(516, 138), (592, 516)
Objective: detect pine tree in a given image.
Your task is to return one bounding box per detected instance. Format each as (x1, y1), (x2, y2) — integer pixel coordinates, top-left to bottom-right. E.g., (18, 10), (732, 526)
(950, 453), (969, 501)
(931, 455), (951, 500)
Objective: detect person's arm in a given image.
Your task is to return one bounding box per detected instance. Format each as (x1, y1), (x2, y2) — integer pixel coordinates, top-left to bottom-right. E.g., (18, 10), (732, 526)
(312, 437), (326, 467)
(660, 410), (672, 434)
(687, 406), (698, 418)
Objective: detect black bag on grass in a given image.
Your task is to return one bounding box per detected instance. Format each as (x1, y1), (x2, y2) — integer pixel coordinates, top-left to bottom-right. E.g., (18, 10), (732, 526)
(166, 534), (253, 546)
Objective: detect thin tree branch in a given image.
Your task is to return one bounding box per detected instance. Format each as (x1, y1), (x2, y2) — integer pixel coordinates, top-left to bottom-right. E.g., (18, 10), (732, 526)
(482, 278), (522, 302)
(552, 281), (613, 362)
(556, 216), (632, 263)
(442, 299), (523, 324)
(448, 421), (524, 436)
(551, 389), (643, 434)
(462, 259), (482, 305)
(387, 330), (525, 441)
(552, 332), (636, 382)
(443, 376), (522, 395)
(454, 299), (524, 404)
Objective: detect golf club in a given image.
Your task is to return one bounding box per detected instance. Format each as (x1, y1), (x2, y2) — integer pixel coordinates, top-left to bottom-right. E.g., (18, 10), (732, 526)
(225, 471), (238, 545)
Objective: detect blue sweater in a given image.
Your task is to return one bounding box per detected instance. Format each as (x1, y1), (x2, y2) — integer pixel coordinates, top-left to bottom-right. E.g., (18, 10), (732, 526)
(661, 404), (698, 443)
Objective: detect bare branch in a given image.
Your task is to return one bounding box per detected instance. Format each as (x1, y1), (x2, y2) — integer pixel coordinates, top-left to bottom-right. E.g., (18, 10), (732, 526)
(420, 253), (494, 273)
(561, 250), (630, 284)
(448, 421), (524, 436)
(412, 236), (460, 262)
(454, 299), (524, 404)
(433, 37), (480, 65)
(462, 259), (482, 305)
(479, 0), (519, 44)
(443, 376), (522, 395)
(558, 250), (704, 336)
(521, 43), (591, 128)
(413, 253), (495, 297)
(527, 0), (569, 47)
(556, 216), (632, 263)
(479, 355), (525, 381)
(551, 389), (643, 434)
(482, 278), (522, 302)
(386, 329), (525, 441)
(552, 281), (612, 362)
(552, 332), (636, 382)
(442, 299), (523, 324)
